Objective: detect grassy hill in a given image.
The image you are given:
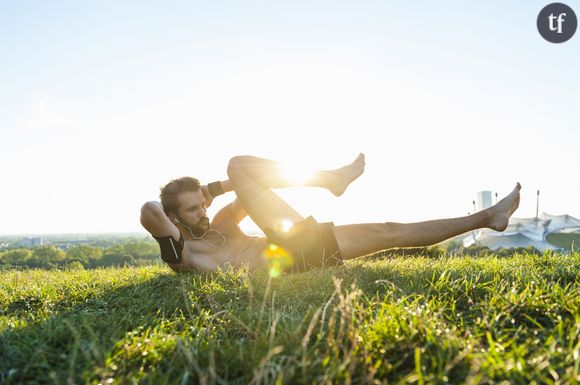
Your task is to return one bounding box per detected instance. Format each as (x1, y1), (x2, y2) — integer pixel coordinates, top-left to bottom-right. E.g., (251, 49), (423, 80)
(2, 251), (580, 384)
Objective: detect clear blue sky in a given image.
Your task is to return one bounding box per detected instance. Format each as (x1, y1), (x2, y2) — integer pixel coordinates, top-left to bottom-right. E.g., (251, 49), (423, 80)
(1, 1), (579, 235)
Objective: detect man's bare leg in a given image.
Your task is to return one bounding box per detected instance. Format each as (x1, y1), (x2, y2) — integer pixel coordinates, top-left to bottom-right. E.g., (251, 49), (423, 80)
(228, 154), (365, 196)
(333, 183), (522, 260)
(226, 154), (365, 234)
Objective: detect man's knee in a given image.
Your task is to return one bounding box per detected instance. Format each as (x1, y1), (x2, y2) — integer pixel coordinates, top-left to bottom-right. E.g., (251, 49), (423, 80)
(227, 157), (241, 180)
(227, 156), (253, 179)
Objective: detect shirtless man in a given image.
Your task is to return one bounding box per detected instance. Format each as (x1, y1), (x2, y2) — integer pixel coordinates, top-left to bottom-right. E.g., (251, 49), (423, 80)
(140, 154), (521, 274)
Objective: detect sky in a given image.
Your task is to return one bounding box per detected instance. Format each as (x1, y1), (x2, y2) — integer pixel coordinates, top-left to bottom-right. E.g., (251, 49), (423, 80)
(1, 1), (579, 235)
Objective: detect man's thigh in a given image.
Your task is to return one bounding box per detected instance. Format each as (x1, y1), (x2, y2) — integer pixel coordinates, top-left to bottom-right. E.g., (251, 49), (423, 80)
(333, 223), (399, 260)
(228, 166), (305, 234)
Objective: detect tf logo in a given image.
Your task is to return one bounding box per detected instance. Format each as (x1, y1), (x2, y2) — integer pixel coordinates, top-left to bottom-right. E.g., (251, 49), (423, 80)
(537, 3), (577, 43)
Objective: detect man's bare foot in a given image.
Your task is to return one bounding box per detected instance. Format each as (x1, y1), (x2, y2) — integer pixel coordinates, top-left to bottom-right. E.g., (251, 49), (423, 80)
(323, 153), (366, 196)
(486, 182), (522, 231)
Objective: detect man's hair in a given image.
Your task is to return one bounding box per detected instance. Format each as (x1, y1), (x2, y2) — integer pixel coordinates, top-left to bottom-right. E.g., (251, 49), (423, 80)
(159, 177), (201, 216)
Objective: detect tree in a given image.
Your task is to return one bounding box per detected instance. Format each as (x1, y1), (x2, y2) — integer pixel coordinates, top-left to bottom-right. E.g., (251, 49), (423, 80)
(65, 245), (103, 266)
(30, 246), (66, 268)
(0, 249), (33, 266)
(123, 241), (158, 260)
(64, 261), (85, 270)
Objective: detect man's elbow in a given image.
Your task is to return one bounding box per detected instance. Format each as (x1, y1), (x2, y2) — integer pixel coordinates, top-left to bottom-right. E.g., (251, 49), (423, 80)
(141, 201), (161, 214)
(140, 201), (163, 228)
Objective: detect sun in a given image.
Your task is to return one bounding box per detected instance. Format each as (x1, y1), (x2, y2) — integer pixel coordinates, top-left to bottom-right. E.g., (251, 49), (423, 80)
(279, 219), (294, 233)
(278, 161), (315, 185)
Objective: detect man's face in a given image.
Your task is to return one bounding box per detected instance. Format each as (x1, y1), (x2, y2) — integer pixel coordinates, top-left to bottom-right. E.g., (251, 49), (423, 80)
(174, 190), (209, 236)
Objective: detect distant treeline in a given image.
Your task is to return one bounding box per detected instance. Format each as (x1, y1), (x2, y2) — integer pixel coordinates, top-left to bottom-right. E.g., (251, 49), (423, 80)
(0, 240), (548, 271)
(0, 241), (161, 271)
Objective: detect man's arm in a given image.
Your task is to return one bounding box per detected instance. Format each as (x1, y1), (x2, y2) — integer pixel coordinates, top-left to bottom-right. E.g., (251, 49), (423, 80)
(211, 198), (247, 229)
(200, 179), (248, 230)
(141, 179), (236, 238)
(200, 179), (233, 208)
(140, 201), (180, 241)
(141, 202), (221, 273)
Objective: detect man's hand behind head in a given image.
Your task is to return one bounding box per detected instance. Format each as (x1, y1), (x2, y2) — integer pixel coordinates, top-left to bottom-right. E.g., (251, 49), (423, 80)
(201, 185), (214, 208)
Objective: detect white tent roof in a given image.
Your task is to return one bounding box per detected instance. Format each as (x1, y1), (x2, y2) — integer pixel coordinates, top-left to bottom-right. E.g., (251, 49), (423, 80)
(460, 212), (580, 251)
(470, 231), (559, 252)
(552, 226), (580, 235)
(540, 212), (580, 232)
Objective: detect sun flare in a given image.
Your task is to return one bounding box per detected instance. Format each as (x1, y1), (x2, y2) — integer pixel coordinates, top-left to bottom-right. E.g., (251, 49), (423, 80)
(279, 219), (294, 233)
(278, 161), (315, 185)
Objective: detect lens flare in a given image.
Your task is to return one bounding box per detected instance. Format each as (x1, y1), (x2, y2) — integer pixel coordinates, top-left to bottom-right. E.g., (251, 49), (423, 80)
(278, 162), (315, 185)
(263, 243), (294, 277)
(279, 220), (294, 233)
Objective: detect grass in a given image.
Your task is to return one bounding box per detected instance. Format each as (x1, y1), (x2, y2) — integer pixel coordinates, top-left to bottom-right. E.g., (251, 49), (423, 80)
(1, 251), (580, 384)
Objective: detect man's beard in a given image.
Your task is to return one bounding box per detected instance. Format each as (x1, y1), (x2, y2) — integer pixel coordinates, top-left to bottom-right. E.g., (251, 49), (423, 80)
(179, 216), (210, 237)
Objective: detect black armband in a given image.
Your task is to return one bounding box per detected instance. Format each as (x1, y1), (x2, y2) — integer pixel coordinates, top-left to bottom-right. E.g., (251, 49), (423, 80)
(207, 181), (225, 198)
(153, 234), (184, 263)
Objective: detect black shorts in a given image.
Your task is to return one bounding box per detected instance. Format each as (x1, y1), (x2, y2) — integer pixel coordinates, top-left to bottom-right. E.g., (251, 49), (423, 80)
(262, 216), (343, 273)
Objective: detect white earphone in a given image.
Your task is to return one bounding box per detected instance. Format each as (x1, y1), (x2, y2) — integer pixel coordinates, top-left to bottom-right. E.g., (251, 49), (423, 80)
(172, 216), (226, 248)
